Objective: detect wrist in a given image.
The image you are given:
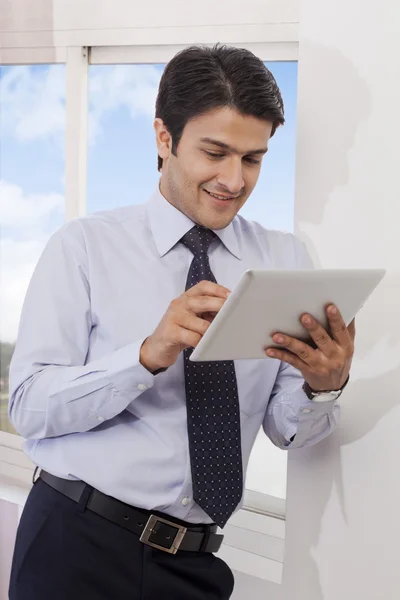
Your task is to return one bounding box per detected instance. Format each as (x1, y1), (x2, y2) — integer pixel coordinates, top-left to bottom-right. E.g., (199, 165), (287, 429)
(139, 338), (161, 374)
(309, 375), (350, 394)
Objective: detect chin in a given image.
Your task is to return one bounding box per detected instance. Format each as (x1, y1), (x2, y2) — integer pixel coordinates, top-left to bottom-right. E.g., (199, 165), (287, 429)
(204, 215), (234, 230)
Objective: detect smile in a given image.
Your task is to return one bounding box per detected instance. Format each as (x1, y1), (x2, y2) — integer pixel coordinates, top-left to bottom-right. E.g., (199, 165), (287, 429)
(203, 189), (238, 201)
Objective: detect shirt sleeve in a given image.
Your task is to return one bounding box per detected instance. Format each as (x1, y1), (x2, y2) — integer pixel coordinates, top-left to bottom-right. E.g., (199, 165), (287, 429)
(263, 360), (340, 449)
(8, 223), (155, 440)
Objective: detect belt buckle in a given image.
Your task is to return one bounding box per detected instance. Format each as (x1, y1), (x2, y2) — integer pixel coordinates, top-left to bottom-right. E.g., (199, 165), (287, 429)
(139, 515), (187, 554)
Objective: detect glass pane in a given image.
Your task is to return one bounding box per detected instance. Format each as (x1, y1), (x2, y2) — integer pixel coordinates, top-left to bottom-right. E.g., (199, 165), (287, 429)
(0, 64), (66, 434)
(87, 64), (164, 213)
(86, 61), (298, 498)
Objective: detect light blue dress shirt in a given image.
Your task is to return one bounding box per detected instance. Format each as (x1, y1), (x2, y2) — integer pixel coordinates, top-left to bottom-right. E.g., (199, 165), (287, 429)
(9, 188), (340, 524)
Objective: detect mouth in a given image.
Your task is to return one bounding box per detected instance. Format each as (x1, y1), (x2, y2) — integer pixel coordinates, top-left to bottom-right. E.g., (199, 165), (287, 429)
(203, 189), (240, 205)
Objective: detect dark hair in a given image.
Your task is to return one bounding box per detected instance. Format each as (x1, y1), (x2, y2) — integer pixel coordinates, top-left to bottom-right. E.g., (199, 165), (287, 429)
(155, 44), (285, 171)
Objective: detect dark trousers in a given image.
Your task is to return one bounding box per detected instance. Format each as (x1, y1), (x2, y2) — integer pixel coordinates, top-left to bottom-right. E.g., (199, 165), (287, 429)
(9, 479), (235, 600)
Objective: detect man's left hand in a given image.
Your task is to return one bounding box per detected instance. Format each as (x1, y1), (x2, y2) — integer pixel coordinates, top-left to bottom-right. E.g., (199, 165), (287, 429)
(265, 305), (355, 392)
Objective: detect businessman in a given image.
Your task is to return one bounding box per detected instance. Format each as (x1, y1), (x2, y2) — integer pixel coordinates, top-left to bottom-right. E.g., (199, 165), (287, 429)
(8, 44), (354, 599)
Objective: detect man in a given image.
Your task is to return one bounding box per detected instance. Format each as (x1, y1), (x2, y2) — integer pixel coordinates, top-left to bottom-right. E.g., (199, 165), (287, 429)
(8, 44), (354, 600)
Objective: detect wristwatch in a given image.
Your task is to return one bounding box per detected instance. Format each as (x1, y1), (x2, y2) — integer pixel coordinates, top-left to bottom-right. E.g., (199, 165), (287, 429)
(302, 375), (349, 402)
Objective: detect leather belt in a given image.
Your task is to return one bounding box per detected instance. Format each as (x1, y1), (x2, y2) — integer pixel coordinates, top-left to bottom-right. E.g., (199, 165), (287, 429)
(38, 470), (224, 554)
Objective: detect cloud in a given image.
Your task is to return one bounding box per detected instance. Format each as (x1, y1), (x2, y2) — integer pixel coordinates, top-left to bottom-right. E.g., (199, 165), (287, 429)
(0, 180), (64, 343)
(0, 64), (162, 147)
(0, 180), (63, 234)
(0, 238), (48, 343)
(87, 65), (161, 144)
(0, 65), (66, 143)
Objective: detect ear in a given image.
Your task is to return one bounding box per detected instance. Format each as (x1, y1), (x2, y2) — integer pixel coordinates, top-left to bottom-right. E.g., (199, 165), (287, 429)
(154, 118), (172, 162)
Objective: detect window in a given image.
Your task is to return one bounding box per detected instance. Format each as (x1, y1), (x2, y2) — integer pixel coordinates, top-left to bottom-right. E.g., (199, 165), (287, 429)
(86, 61), (298, 500)
(0, 65), (66, 434)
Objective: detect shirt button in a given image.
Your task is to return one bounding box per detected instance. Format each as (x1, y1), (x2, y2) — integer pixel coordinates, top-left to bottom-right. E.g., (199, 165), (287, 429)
(181, 497), (190, 506)
(138, 383), (148, 391)
(97, 416), (105, 422)
(302, 408), (312, 414)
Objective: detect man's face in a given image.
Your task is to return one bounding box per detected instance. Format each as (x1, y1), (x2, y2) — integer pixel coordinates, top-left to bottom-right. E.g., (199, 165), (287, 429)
(155, 107), (274, 230)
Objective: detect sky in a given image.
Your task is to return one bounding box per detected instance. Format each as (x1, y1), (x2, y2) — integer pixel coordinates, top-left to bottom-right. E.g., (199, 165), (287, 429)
(0, 60), (297, 497)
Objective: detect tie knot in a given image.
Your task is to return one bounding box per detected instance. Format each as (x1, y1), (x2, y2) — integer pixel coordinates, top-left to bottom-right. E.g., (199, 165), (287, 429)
(180, 225), (216, 256)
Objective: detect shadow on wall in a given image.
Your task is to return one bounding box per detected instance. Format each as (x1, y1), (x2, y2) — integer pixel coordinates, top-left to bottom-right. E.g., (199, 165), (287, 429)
(284, 356), (400, 598)
(293, 38), (372, 269)
(282, 40), (400, 599)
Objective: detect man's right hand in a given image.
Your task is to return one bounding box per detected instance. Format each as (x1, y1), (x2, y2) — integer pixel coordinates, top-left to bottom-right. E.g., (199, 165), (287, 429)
(139, 280), (231, 373)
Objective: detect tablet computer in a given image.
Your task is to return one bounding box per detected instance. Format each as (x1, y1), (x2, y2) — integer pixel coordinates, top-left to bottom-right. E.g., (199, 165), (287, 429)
(189, 268), (386, 362)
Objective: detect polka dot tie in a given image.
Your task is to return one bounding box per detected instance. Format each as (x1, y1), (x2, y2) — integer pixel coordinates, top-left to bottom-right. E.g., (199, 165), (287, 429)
(181, 225), (243, 528)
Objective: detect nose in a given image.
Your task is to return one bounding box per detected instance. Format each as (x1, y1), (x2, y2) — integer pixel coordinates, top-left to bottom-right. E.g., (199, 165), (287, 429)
(216, 158), (245, 195)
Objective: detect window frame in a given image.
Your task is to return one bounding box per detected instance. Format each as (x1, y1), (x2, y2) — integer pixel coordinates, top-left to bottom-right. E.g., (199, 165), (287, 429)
(0, 41), (298, 529)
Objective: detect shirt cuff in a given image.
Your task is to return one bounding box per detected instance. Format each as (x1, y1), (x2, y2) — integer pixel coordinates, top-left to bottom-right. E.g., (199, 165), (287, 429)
(105, 339), (156, 397)
(263, 383), (339, 448)
(283, 388), (340, 448)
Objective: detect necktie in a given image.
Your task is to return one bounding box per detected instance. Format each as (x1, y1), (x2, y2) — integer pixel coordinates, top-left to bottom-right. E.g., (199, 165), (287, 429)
(181, 225), (243, 528)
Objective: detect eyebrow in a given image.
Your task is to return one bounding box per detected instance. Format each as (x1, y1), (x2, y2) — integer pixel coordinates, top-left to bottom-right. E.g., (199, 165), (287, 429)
(199, 137), (269, 155)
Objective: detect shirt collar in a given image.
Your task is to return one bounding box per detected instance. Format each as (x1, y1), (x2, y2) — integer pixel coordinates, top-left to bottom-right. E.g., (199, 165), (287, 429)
(146, 186), (242, 260)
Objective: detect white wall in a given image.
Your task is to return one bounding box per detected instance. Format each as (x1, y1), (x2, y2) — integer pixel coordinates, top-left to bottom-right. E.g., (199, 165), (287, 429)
(284, 0), (400, 598)
(0, 0), (298, 53)
(1, 0), (299, 31)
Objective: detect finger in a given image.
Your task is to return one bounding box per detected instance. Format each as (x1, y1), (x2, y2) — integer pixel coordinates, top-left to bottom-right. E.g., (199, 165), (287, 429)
(299, 313), (337, 357)
(176, 325), (203, 349)
(202, 312), (217, 323)
(265, 347), (306, 371)
(326, 305), (353, 349)
(178, 313), (211, 337)
(186, 295), (226, 315)
(270, 333), (319, 367)
(186, 280), (231, 298)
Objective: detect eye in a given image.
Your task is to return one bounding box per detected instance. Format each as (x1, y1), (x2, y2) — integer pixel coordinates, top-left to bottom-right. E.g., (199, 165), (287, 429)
(205, 151), (225, 159)
(244, 156), (261, 165)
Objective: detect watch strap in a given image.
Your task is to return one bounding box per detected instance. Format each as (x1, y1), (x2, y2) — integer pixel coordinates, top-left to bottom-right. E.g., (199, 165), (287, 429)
(303, 374), (350, 400)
